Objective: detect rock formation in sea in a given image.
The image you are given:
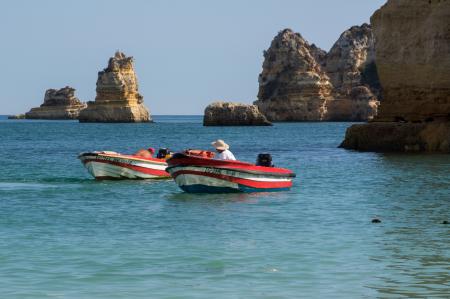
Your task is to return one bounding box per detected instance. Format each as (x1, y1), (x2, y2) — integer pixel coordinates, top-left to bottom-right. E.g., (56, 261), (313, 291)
(324, 24), (380, 121)
(78, 51), (151, 123)
(340, 0), (450, 152)
(254, 25), (380, 121)
(254, 29), (333, 121)
(24, 86), (86, 119)
(203, 101), (272, 126)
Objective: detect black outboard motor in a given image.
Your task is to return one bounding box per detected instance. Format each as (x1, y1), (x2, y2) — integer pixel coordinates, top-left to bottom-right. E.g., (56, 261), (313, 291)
(256, 153), (273, 167)
(157, 148), (170, 159)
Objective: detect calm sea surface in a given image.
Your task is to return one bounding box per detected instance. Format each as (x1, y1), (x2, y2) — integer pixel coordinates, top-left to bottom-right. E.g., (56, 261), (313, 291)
(0, 115), (449, 298)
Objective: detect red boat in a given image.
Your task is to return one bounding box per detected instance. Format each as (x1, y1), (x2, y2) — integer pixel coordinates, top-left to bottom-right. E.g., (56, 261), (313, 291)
(166, 150), (295, 193)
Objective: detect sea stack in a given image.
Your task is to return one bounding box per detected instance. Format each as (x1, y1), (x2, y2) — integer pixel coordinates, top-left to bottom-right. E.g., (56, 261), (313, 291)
(79, 51), (151, 123)
(203, 102), (272, 126)
(24, 86), (86, 119)
(340, 0), (450, 152)
(324, 24), (380, 121)
(254, 29), (333, 121)
(254, 25), (380, 122)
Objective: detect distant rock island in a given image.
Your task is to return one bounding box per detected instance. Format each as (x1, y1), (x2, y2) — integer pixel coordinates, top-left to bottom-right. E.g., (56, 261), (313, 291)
(253, 24), (379, 122)
(23, 86), (86, 120)
(79, 51), (151, 123)
(340, 0), (450, 152)
(204, 102), (272, 126)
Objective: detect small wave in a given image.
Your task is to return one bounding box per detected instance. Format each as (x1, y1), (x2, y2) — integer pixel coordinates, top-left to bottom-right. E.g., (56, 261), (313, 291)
(0, 182), (58, 191)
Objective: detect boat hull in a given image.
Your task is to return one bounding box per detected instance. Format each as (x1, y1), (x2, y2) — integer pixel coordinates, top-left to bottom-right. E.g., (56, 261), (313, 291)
(78, 152), (170, 180)
(166, 154), (295, 193)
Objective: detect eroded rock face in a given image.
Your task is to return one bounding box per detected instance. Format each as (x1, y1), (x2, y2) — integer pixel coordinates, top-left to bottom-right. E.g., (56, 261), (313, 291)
(340, 122), (450, 152)
(25, 86), (86, 119)
(79, 51), (151, 123)
(254, 29), (333, 121)
(325, 24), (379, 97)
(203, 102), (272, 126)
(372, 0), (450, 123)
(340, 0), (450, 152)
(254, 26), (380, 122)
(326, 86), (379, 121)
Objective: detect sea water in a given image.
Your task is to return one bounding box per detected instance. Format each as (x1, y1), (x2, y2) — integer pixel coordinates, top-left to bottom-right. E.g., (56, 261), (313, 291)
(0, 116), (449, 298)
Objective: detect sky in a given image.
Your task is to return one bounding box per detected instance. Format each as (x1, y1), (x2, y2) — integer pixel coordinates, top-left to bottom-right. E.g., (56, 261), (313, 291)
(0, 0), (386, 115)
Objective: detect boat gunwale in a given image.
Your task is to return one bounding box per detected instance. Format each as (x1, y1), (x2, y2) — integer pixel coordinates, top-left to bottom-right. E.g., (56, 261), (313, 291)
(78, 152), (168, 165)
(166, 165), (296, 178)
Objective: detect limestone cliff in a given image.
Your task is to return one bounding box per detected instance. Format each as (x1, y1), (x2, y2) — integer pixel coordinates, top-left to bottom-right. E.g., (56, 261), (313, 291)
(254, 29), (333, 121)
(254, 25), (380, 122)
(340, 0), (450, 152)
(203, 102), (272, 126)
(325, 24), (379, 97)
(371, 0), (450, 123)
(79, 51), (151, 123)
(24, 86), (86, 119)
(324, 24), (380, 121)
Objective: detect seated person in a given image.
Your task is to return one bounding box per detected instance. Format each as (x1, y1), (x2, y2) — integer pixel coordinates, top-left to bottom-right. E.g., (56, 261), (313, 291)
(211, 139), (236, 161)
(134, 147), (155, 158)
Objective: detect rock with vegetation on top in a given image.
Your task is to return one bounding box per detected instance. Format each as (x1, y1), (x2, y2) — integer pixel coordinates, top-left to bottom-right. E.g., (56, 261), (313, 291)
(78, 51), (151, 123)
(24, 86), (86, 119)
(340, 0), (450, 152)
(8, 114), (26, 119)
(203, 101), (272, 126)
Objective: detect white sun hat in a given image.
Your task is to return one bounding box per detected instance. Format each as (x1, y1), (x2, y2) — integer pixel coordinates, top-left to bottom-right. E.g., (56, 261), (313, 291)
(211, 139), (229, 151)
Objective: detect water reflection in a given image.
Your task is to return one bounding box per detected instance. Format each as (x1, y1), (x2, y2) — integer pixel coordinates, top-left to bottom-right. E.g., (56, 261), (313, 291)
(365, 154), (450, 297)
(164, 191), (286, 204)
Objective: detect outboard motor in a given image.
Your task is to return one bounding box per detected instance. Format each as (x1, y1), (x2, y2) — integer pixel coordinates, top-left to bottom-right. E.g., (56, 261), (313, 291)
(256, 153), (273, 167)
(157, 148), (170, 159)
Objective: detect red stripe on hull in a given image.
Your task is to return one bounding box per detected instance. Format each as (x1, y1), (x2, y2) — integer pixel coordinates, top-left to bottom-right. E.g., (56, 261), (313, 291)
(171, 170), (292, 189)
(167, 157), (293, 175)
(83, 159), (170, 177)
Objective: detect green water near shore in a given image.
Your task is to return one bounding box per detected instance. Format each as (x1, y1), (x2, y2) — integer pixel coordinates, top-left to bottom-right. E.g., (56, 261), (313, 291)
(0, 116), (449, 298)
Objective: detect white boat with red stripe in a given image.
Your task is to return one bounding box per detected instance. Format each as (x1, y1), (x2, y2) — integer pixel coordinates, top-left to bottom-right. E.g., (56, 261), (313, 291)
(78, 151), (170, 180)
(166, 151), (295, 193)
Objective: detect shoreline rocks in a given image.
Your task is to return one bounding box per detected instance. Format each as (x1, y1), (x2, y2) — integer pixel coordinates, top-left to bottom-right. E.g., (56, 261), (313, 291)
(254, 25), (380, 122)
(78, 51), (151, 123)
(340, 122), (450, 152)
(340, 0), (450, 152)
(203, 102), (272, 126)
(24, 86), (86, 120)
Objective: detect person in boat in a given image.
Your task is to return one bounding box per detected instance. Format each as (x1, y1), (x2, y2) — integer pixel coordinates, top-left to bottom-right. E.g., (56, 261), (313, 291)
(211, 139), (236, 161)
(134, 147), (155, 158)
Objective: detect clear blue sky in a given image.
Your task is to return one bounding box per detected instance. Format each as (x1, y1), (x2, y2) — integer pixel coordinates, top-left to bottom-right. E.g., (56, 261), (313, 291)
(0, 0), (386, 115)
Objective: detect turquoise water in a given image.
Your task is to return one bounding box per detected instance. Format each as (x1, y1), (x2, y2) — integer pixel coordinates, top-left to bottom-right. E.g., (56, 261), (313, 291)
(0, 115), (449, 298)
